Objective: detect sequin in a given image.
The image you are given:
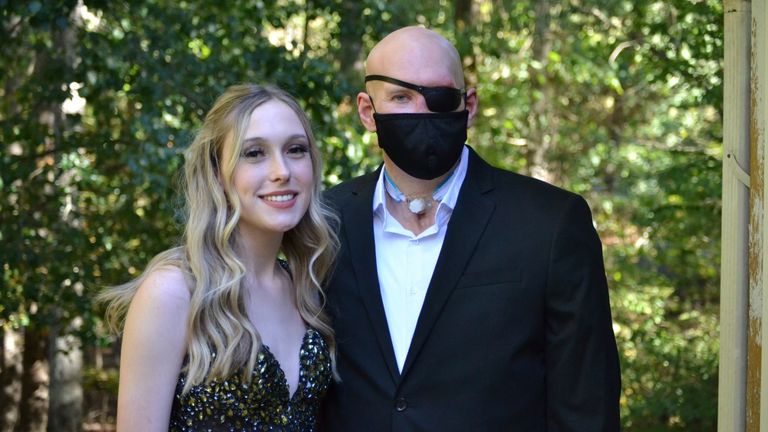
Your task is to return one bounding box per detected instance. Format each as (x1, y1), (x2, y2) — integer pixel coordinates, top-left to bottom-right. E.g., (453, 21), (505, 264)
(169, 329), (331, 431)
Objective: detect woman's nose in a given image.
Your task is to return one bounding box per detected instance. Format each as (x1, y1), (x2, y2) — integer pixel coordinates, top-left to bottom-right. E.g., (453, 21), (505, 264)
(269, 155), (291, 182)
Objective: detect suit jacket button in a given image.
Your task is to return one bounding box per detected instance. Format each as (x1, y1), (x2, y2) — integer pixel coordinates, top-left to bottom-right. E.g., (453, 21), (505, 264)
(395, 397), (408, 412)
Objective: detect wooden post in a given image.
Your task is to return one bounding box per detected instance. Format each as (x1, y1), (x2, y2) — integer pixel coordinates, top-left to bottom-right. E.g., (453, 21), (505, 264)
(756, 0), (768, 429)
(720, 1), (752, 431)
(750, 0), (765, 426)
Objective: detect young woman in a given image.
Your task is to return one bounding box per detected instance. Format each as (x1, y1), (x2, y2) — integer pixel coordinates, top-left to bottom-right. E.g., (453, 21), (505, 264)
(100, 84), (338, 431)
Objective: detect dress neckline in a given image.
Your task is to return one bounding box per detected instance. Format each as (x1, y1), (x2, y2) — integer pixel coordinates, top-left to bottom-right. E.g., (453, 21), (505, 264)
(261, 328), (316, 401)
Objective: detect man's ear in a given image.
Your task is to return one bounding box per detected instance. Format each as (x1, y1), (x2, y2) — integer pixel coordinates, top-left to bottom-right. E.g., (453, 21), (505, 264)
(357, 92), (377, 132)
(465, 87), (479, 128)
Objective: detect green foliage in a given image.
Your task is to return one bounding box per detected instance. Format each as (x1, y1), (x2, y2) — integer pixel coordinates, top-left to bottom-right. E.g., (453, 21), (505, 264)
(613, 286), (718, 430)
(0, 0), (722, 430)
(82, 365), (119, 396)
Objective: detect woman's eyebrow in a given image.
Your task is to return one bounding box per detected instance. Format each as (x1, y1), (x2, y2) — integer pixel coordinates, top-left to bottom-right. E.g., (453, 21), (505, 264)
(285, 134), (309, 141)
(242, 137), (265, 146)
(242, 134), (307, 145)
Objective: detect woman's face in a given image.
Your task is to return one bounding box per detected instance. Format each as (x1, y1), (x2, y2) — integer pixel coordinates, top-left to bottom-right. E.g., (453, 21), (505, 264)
(227, 99), (314, 237)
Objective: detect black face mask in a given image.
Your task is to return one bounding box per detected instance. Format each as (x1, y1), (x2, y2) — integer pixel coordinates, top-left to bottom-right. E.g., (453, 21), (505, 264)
(373, 110), (468, 180)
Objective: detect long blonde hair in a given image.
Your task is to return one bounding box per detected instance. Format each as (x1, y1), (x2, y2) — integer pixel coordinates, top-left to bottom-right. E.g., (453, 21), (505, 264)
(99, 84), (339, 392)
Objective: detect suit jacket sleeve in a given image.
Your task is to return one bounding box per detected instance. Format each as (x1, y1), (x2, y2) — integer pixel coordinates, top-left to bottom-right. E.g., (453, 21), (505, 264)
(545, 194), (621, 431)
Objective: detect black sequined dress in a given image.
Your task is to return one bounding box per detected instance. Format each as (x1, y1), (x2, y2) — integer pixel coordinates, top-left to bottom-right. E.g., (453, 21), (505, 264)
(168, 328), (331, 431)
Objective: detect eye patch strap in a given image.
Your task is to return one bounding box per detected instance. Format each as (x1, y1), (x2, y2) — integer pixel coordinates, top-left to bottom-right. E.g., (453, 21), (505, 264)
(365, 75), (456, 93)
(366, 75), (422, 92)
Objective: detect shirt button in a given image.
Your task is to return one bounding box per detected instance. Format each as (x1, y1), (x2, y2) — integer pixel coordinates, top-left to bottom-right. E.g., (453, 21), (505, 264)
(395, 397), (408, 412)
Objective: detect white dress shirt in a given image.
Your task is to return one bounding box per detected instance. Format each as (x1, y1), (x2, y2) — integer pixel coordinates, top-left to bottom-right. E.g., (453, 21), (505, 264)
(372, 146), (469, 372)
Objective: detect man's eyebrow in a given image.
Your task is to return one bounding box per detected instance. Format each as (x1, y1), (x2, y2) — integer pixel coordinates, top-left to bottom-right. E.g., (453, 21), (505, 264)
(380, 83), (418, 93)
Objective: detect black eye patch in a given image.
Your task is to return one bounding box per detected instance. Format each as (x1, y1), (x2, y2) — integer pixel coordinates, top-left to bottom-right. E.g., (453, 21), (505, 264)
(365, 75), (465, 112)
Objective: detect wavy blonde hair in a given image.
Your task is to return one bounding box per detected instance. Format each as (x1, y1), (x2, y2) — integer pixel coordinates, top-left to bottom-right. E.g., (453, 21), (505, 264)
(99, 84), (339, 392)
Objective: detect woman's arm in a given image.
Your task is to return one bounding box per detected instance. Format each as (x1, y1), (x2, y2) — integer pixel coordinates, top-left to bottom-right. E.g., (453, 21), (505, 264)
(116, 266), (190, 431)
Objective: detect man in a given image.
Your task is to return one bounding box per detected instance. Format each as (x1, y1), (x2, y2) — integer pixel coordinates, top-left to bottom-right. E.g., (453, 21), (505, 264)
(321, 26), (620, 431)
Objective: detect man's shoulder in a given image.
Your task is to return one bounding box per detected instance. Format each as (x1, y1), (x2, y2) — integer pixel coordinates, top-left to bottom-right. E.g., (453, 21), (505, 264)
(469, 151), (578, 201)
(496, 167), (576, 200)
(472, 161), (593, 228)
(323, 170), (379, 208)
(325, 175), (363, 196)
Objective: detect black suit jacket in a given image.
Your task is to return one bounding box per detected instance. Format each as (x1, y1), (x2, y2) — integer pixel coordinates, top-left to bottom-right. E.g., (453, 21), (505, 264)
(320, 148), (620, 432)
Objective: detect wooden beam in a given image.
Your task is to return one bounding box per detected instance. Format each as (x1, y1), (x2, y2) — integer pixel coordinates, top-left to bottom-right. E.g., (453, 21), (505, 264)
(749, 0), (764, 426)
(756, 0), (768, 428)
(721, 1), (752, 431)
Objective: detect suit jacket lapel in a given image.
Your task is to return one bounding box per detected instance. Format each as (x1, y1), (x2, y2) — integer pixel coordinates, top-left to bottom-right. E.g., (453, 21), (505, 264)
(340, 168), (401, 383)
(401, 149), (496, 377)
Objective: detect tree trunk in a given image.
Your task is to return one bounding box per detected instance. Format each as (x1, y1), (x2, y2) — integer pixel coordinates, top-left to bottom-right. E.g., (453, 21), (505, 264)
(15, 327), (49, 432)
(0, 328), (23, 432)
(453, 0), (477, 85)
(47, 319), (83, 432)
(525, 0), (557, 183)
(338, 0), (365, 87)
(44, 8), (83, 430)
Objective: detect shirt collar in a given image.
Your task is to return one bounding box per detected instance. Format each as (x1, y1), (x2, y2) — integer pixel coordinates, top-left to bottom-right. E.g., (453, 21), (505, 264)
(373, 146), (469, 218)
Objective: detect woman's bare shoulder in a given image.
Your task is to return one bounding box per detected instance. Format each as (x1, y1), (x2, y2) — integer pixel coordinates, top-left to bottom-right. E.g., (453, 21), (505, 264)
(131, 265), (191, 317)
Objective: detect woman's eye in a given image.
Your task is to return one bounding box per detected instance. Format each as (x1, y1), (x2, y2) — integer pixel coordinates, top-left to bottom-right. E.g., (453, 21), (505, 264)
(288, 143), (310, 157)
(242, 148), (265, 159)
(392, 94), (410, 103)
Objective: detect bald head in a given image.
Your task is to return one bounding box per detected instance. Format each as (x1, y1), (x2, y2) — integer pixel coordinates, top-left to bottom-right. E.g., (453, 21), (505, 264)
(365, 26), (465, 89)
(356, 26), (478, 131)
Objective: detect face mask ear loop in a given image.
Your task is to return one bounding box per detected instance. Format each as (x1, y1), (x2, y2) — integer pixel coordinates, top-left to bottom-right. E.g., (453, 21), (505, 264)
(366, 92), (378, 114)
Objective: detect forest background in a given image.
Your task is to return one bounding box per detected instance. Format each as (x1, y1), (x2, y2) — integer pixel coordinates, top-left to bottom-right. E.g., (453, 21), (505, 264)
(0, 0), (723, 430)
